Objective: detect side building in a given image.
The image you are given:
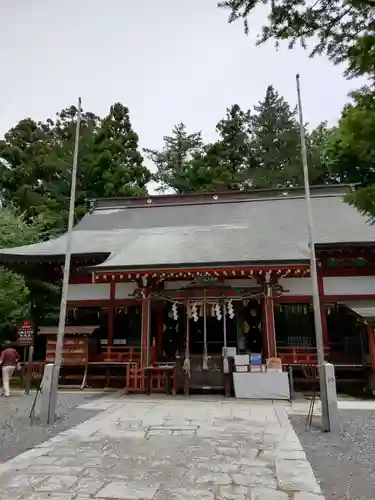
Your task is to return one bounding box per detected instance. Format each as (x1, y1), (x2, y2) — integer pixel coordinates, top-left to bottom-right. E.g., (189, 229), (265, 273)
(1, 185), (375, 394)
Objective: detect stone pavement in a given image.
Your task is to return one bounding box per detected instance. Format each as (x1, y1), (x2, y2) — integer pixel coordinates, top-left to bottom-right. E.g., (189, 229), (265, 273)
(0, 396), (324, 499)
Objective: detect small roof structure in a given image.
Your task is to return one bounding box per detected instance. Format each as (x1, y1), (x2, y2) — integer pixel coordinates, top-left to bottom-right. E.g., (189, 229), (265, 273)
(341, 302), (375, 323)
(37, 326), (98, 336)
(0, 185), (374, 270)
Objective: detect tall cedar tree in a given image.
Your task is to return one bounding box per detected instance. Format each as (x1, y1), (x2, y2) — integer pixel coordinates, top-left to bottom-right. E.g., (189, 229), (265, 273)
(145, 109), (254, 193)
(144, 123), (205, 193)
(248, 85), (303, 187)
(145, 90), (330, 194)
(0, 103), (151, 235)
(218, 0), (375, 79)
(205, 104), (253, 189)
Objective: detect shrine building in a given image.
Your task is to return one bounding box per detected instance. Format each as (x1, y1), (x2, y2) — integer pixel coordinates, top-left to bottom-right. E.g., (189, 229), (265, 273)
(1, 184), (375, 395)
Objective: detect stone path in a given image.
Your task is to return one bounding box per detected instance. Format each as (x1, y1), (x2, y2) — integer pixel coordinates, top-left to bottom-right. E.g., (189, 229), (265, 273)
(0, 396), (324, 499)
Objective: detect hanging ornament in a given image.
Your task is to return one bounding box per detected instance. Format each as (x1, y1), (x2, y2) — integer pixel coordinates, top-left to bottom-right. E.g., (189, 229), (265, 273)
(215, 303), (222, 321)
(191, 303), (199, 322)
(227, 300), (235, 319)
(172, 302), (178, 321)
(211, 304), (215, 317)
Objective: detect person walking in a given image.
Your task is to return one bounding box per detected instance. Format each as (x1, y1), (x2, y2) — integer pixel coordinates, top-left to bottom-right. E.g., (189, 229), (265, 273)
(0, 341), (20, 397)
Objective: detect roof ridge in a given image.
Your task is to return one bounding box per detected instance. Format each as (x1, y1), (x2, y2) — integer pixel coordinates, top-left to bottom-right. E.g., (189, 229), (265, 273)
(93, 187), (349, 212)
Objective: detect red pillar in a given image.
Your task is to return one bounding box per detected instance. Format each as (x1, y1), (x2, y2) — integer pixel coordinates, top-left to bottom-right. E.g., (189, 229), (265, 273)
(157, 303), (164, 357)
(317, 262), (329, 350)
(263, 295), (277, 358)
(140, 295), (150, 368)
(107, 281), (115, 348)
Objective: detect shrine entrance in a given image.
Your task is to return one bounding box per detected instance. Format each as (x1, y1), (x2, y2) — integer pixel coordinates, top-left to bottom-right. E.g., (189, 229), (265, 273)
(158, 277), (265, 394)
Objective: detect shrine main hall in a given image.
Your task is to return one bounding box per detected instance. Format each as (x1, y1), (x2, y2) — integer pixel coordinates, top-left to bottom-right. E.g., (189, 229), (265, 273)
(2, 184), (375, 395)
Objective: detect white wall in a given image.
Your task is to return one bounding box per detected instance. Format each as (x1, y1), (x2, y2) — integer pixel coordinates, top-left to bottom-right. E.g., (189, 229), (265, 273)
(115, 282), (137, 299)
(279, 277), (313, 296)
(67, 283), (110, 301)
(324, 276), (375, 296)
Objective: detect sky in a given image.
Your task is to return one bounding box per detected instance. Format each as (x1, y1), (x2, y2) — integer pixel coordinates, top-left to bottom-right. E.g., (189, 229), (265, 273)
(0, 0), (365, 164)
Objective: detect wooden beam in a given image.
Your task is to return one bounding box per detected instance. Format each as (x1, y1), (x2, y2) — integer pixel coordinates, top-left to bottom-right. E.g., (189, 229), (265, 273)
(322, 267), (375, 277)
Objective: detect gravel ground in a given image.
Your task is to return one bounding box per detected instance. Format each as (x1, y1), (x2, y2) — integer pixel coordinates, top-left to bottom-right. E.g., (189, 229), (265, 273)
(291, 410), (375, 500)
(0, 390), (104, 462)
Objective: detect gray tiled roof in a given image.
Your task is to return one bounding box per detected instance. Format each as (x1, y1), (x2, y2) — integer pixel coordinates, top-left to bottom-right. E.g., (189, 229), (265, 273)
(1, 187), (374, 269)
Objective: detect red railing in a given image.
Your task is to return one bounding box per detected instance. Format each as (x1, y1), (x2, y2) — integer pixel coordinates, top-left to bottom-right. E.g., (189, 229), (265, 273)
(91, 346), (142, 363)
(277, 346), (330, 365)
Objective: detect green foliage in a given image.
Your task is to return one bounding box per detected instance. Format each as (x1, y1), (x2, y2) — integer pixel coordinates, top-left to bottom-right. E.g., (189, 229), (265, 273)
(217, 0), (375, 79)
(346, 185), (375, 222)
(88, 103), (150, 198)
(0, 209), (40, 340)
(144, 123), (205, 193)
(145, 110), (254, 193)
(208, 104), (253, 189)
(325, 86), (375, 185)
(306, 122), (338, 185)
(322, 85), (375, 220)
(0, 103), (151, 235)
(146, 86), (329, 193)
(0, 102), (150, 332)
(0, 207), (42, 248)
(0, 268), (30, 342)
(248, 85), (303, 187)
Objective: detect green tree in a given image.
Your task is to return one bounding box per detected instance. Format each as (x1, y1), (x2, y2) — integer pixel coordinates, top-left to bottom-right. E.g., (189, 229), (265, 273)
(146, 91), (331, 194)
(307, 122), (338, 185)
(323, 85), (375, 219)
(88, 103), (151, 199)
(0, 103), (151, 235)
(144, 123), (205, 193)
(145, 108), (256, 193)
(247, 85), (304, 187)
(218, 0), (375, 79)
(206, 104), (253, 189)
(0, 208), (52, 341)
(0, 268), (30, 342)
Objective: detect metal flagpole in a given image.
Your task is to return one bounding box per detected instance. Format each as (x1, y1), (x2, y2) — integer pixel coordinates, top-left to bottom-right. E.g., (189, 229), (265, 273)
(47, 97), (82, 424)
(296, 75), (330, 431)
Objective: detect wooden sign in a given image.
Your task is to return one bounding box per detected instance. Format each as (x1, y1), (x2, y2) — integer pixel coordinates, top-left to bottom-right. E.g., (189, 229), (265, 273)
(17, 321), (33, 346)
